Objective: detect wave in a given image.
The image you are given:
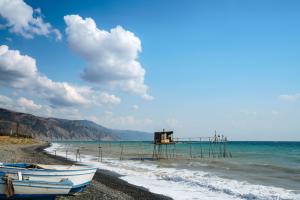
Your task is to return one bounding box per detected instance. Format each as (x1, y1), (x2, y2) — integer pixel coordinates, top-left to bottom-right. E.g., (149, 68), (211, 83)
(46, 143), (300, 200)
(248, 163), (300, 174)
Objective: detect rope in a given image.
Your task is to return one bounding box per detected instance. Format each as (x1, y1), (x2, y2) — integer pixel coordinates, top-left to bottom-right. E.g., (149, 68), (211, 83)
(4, 174), (14, 198)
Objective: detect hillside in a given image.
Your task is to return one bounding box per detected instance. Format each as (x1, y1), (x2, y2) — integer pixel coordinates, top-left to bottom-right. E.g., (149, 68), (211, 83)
(0, 108), (152, 141)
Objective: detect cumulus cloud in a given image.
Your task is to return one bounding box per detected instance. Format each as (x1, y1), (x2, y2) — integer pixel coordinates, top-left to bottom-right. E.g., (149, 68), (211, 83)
(0, 95), (41, 113)
(0, 0), (61, 40)
(0, 45), (120, 107)
(93, 92), (121, 105)
(17, 97), (42, 110)
(279, 93), (300, 102)
(0, 94), (13, 105)
(0, 94), (82, 118)
(64, 15), (152, 100)
(0, 45), (37, 88)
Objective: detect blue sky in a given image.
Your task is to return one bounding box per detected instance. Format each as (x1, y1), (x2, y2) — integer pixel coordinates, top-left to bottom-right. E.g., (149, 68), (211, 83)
(0, 0), (300, 140)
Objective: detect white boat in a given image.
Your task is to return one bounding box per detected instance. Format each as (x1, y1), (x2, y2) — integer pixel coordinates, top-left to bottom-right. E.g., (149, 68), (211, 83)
(0, 163), (97, 193)
(0, 178), (72, 199)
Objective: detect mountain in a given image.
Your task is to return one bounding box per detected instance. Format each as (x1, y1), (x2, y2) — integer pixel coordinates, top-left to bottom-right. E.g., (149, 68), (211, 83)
(0, 108), (153, 141)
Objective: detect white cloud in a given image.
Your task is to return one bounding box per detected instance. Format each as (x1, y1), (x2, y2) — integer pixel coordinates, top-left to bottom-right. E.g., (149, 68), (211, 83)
(64, 15), (152, 100)
(17, 97), (42, 110)
(279, 93), (300, 102)
(0, 0), (61, 40)
(93, 92), (121, 105)
(0, 45), (120, 107)
(34, 76), (90, 107)
(0, 94), (13, 105)
(0, 94), (85, 119)
(0, 45), (37, 88)
(0, 95), (42, 113)
(0, 94), (151, 131)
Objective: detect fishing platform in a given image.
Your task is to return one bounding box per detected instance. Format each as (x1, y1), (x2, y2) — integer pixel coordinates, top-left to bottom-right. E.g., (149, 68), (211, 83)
(58, 129), (232, 162)
(152, 129), (231, 160)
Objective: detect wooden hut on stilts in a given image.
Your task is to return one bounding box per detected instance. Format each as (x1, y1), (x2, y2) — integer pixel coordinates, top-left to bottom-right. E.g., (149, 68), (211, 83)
(152, 129), (175, 160)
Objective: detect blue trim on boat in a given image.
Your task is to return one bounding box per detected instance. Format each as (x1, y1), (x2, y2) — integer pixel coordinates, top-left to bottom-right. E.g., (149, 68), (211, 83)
(13, 179), (73, 185)
(12, 184), (71, 189)
(70, 181), (91, 193)
(72, 181), (92, 188)
(0, 170), (96, 177)
(0, 194), (66, 199)
(1, 163), (98, 172)
(2, 163), (29, 168)
(0, 177), (91, 190)
(0, 180), (73, 189)
(0, 183), (71, 189)
(20, 171), (95, 177)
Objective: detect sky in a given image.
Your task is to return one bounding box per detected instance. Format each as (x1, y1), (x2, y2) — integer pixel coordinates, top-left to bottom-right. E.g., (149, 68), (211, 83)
(0, 0), (300, 140)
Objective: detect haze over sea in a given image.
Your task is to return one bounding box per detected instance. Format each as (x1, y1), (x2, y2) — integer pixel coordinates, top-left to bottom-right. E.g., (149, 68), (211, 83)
(46, 141), (300, 200)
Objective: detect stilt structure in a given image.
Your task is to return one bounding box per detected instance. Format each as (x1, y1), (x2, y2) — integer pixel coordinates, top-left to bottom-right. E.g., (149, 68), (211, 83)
(55, 130), (232, 162)
(152, 129), (175, 160)
(151, 129), (231, 160)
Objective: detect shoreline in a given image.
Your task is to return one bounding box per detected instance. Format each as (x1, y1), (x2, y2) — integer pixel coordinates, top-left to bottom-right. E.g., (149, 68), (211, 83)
(21, 143), (172, 200)
(1, 139), (300, 199)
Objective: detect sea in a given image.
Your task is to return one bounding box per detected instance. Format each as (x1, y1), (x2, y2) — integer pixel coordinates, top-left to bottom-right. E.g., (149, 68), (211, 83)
(45, 141), (300, 200)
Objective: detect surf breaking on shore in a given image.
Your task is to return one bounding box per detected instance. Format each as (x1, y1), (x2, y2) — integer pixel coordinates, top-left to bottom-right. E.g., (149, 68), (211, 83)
(46, 142), (300, 200)
(0, 139), (171, 200)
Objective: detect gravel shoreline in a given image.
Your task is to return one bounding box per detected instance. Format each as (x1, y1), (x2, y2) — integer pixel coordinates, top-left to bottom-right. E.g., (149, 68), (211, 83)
(0, 143), (172, 200)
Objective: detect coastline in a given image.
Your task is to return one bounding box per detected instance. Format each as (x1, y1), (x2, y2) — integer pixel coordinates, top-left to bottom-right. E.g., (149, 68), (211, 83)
(3, 140), (299, 199)
(0, 142), (172, 200)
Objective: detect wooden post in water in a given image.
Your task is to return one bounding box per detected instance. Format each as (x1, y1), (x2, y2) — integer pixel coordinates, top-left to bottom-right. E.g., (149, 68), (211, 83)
(223, 136), (226, 158)
(172, 143), (175, 158)
(158, 144), (161, 160)
(200, 138), (203, 158)
(120, 144), (124, 160)
(75, 149), (78, 161)
(224, 136), (226, 157)
(140, 142), (144, 161)
(76, 148), (81, 162)
(152, 144), (156, 160)
(97, 135), (102, 162)
(189, 138), (192, 159)
(165, 144), (168, 159)
(98, 145), (102, 162)
(208, 138), (211, 158)
(209, 137), (215, 158)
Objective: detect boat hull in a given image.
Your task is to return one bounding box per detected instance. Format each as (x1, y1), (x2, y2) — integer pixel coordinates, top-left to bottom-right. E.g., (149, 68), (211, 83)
(0, 164), (97, 193)
(0, 179), (72, 199)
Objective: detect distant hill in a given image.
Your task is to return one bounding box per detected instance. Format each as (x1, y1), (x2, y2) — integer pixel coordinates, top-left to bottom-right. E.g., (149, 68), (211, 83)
(0, 108), (153, 141)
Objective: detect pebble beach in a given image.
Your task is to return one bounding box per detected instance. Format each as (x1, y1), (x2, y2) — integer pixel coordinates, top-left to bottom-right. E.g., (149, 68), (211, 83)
(0, 137), (172, 200)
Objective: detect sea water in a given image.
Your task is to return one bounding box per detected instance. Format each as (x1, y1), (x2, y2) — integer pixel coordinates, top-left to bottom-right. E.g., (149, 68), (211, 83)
(45, 141), (300, 200)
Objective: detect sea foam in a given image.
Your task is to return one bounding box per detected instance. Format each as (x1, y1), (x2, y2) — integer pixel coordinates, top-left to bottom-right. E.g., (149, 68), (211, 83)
(46, 143), (300, 200)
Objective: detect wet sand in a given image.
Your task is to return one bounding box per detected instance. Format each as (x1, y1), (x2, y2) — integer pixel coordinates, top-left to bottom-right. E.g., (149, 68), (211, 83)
(0, 141), (172, 200)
